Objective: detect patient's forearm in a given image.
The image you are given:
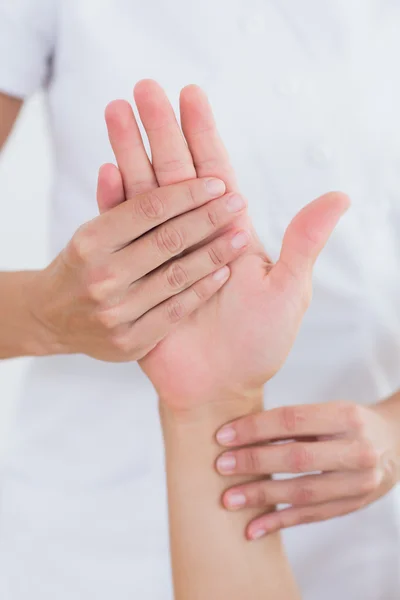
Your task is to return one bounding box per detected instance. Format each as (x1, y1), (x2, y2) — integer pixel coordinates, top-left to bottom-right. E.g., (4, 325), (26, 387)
(160, 396), (300, 600)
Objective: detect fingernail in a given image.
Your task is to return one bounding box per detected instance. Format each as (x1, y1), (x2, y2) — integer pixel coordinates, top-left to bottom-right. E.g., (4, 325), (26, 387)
(226, 492), (246, 509)
(213, 266), (230, 282)
(250, 528), (267, 541)
(231, 231), (250, 249)
(216, 426), (236, 445)
(226, 193), (246, 213)
(206, 178), (226, 197)
(216, 453), (236, 474)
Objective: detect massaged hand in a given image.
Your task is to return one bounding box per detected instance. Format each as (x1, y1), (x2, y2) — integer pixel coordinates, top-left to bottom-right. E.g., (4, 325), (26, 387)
(215, 399), (400, 539)
(28, 171), (248, 361)
(97, 79), (349, 407)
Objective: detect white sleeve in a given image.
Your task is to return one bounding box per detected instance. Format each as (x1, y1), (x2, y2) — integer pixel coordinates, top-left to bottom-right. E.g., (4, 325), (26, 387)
(0, 0), (56, 98)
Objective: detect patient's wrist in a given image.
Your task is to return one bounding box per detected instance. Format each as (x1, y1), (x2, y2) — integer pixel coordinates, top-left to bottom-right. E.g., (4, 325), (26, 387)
(159, 388), (264, 432)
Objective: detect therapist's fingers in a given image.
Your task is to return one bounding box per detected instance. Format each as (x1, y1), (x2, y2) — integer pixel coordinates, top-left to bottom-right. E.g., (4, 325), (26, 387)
(97, 163), (125, 214)
(105, 99), (157, 196)
(222, 469), (379, 511)
(216, 438), (378, 476)
(92, 177), (227, 253)
(180, 85), (238, 193)
(216, 402), (361, 448)
(99, 228), (249, 325)
(134, 79), (197, 186)
(117, 267), (231, 359)
(246, 496), (367, 541)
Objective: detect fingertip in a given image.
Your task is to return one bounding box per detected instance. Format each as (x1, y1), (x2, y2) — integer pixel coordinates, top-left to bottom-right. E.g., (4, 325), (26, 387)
(223, 490), (247, 511)
(134, 79), (164, 100)
(105, 99), (131, 123)
(212, 265), (230, 283)
(98, 162), (118, 179)
(216, 425), (237, 445)
(180, 83), (205, 98)
(247, 524), (268, 541)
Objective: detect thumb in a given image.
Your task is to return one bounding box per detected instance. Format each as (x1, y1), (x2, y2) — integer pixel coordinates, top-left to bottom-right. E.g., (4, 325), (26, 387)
(96, 163), (125, 214)
(277, 191), (350, 282)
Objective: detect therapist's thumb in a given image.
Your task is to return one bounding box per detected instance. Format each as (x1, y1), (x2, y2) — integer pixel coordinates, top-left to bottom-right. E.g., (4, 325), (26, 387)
(277, 191), (350, 283)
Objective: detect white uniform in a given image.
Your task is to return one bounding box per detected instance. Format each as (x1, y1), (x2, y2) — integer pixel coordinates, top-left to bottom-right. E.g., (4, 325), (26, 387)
(0, 1), (400, 598)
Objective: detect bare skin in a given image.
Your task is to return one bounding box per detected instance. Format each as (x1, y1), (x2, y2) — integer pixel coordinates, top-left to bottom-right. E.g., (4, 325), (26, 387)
(96, 79), (348, 599)
(0, 93), (249, 361)
(216, 393), (400, 539)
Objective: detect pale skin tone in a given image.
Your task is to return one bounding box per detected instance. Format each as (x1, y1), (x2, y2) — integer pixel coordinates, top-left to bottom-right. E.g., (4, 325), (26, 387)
(0, 94), (250, 361)
(0, 77), (400, 588)
(216, 397), (400, 539)
(95, 79), (348, 598)
(96, 83), (400, 543)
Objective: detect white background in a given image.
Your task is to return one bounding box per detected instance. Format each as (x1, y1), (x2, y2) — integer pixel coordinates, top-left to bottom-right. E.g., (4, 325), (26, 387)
(0, 94), (51, 456)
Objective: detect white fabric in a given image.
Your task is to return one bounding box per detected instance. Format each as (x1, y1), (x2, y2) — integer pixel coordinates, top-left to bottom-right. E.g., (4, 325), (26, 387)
(1, 1), (400, 598)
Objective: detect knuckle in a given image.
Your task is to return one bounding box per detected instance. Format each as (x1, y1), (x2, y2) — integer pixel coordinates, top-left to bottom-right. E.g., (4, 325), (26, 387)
(208, 245), (225, 267)
(357, 440), (380, 469)
(158, 157), (193, 175)
(69, 223), (97, 263)
(191, 281), (208, 302)
(242, 414), (263, 442)
(288, 444), (314, 473)
(298, 510), (317, 525)
(110, 333), (132, 355)
(252, 484), (269, 507)
(165, 262), (189, 290)
(343, 402), (367, 434)
(136, 190), (165, 220)
(95, 307), (120, 330)
(280, 406), (306, 436)
(85, 272), (117, 304)
(86, 281), (113, 304)
(291, 482), (315, 506)
(243, 448), (263, 474)
(166, 298), (186, 324)
(183, 182), (197, 208)
(155, 225), (185, 256)
(206, 207), (220, 229)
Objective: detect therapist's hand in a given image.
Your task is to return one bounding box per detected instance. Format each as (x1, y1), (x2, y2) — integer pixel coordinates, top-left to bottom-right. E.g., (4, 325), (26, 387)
(29, 176), (247, 362)
(216, 400), (400, 539)
(97, 80), (349, 410)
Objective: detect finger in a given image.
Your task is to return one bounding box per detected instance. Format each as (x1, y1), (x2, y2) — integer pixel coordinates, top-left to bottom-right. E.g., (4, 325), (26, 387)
(105, 99), (157, 196)
(180, 85), (238, 193)
(94, 177), (227, 251)
(216, 438), (379, 476)
(134, 80), (196, 186)
(115, 266), (231, 359)
(222, 469), (380, 511)
(275, 191), (350, 284)
(246, 496), (366, 540)
(97, 228), (250, 326)
(97, 163), (125, 214)
(113, 194), (249, 285)
(216, 402), (362, 447)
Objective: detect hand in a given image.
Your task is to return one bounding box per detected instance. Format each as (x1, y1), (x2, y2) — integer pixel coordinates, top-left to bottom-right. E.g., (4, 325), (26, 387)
(28, 175), (248, 361)
(215, 400), (400, 539)
(98, 80), (349, 408)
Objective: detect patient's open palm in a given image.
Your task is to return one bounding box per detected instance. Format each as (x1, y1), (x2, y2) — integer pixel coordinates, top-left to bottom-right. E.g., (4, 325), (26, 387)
(99, 81), (349, 409)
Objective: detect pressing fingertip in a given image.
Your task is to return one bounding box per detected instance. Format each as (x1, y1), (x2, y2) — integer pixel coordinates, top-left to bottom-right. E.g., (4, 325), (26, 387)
(216, 425), (237, 445)
(213, 266), (230, 282)
(223, 491), (247, 510)
(247, 527), (267, 541)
